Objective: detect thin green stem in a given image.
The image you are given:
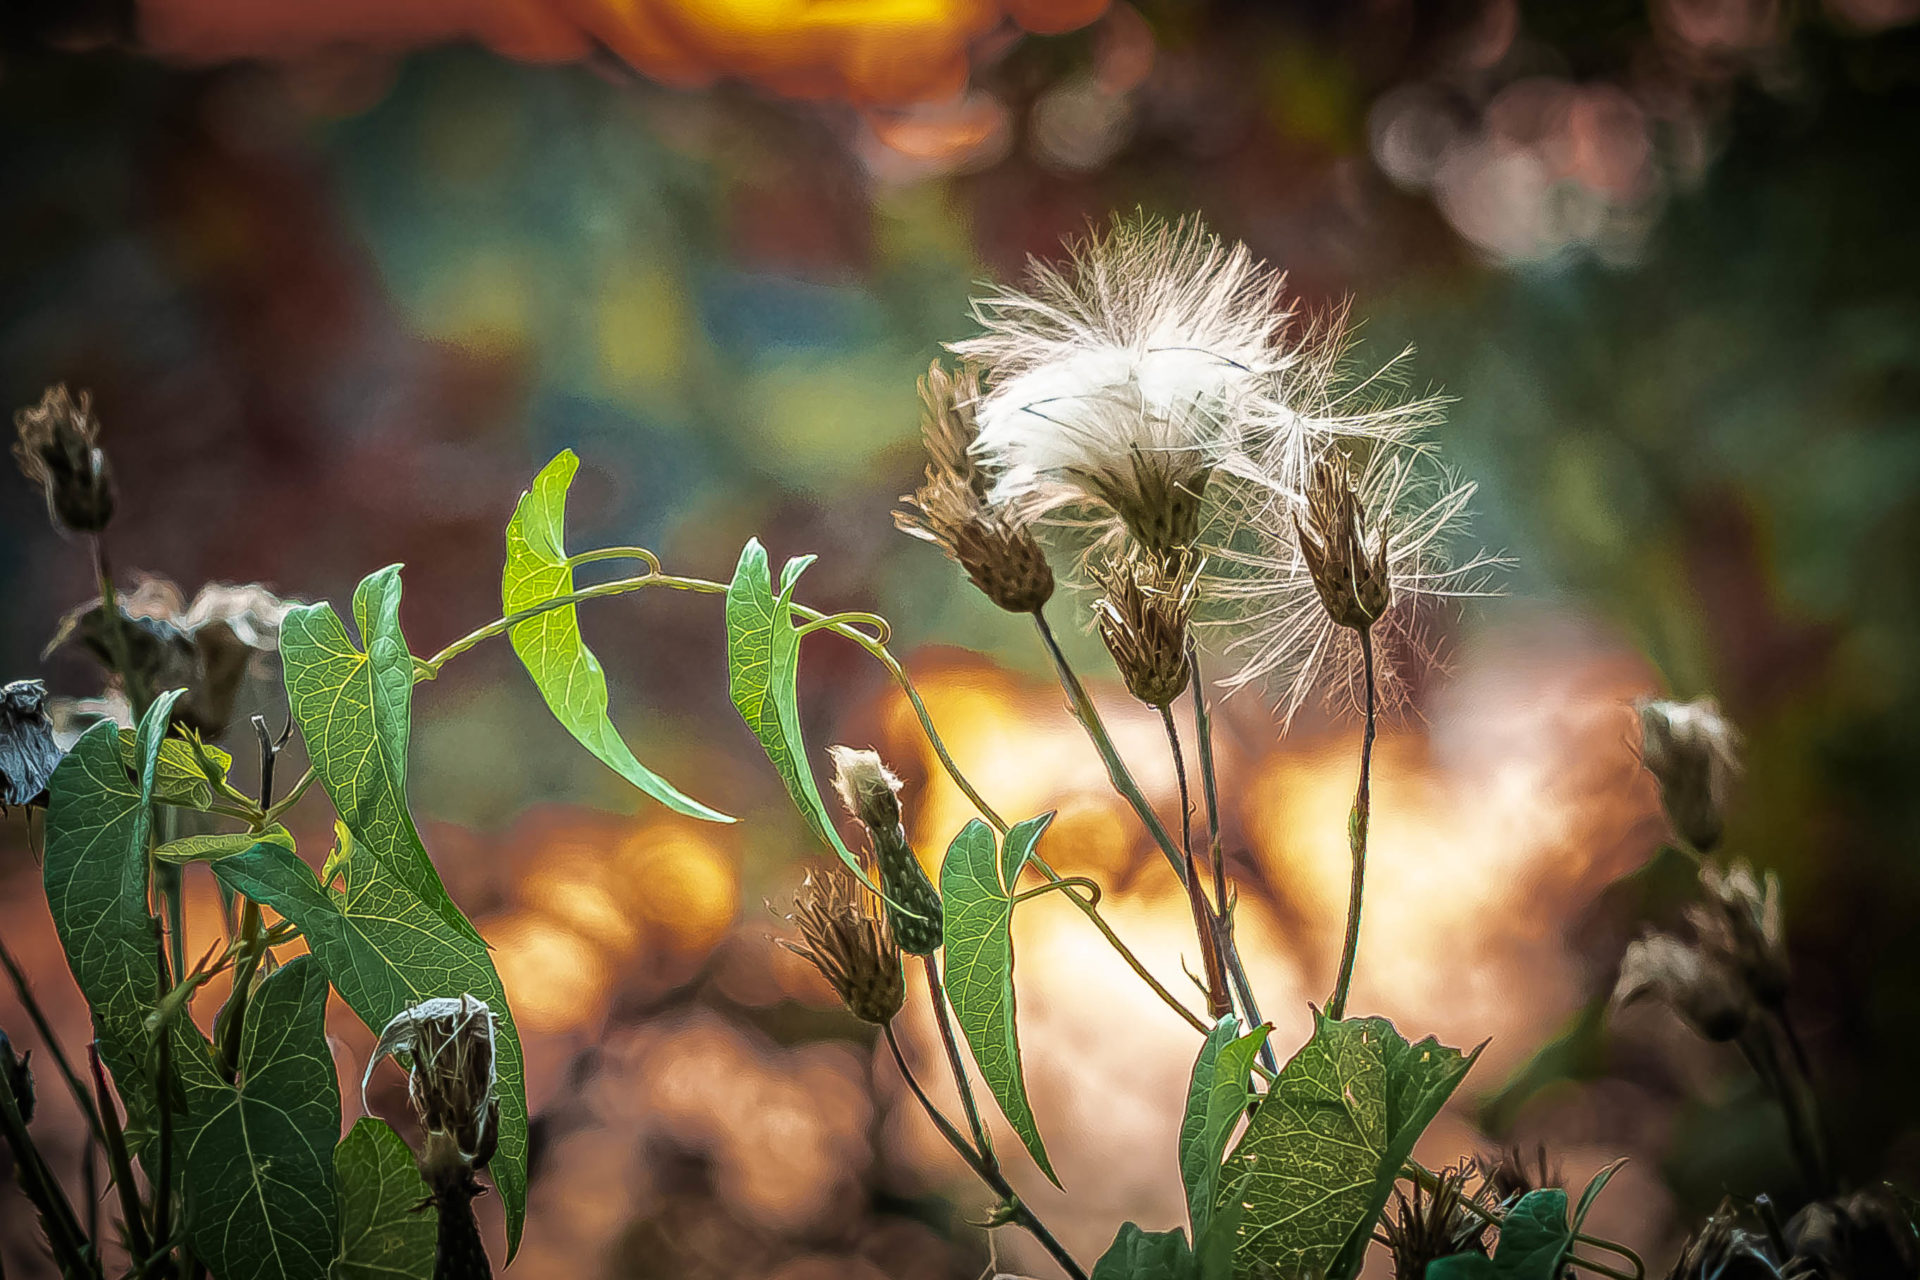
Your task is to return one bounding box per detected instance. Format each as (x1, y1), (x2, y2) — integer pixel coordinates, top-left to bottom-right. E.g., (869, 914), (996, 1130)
(1031, 610), (1184, 878)
(922, 953), (994, 1161)
(1009, 877), (1102, 907)
(1326, 627), (1377, 1023)
(1161, 704), (1231, 1020)
(88, 1044), (153, 1262)
(883, 1025), (1087, 1280)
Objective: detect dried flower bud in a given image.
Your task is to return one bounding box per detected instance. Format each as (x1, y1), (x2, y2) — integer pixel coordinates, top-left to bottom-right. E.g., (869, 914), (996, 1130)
(1613, 932), (1753, 1042)
(828, 746), (942, 954)
(1783, 1186), (1920, 1280)
(1073, 443), (1213, 565)
(1296, 451), (1391, 632)
(13, 385), (114, 533)
(1474, 1143), (1563, 1208)
(778, 867), (906, 1024)
(1092, 551), (1197, 708)
(1381, 1162), (1490, 1280)
(364, 995), (499, 1191)
(1638, 697), (1741, 852)
(0, 680), (64, 810)
(1667, 1200), (1783, 1280)
(1688, 860), (1789, 1009)
(895, 362), (1055, 614)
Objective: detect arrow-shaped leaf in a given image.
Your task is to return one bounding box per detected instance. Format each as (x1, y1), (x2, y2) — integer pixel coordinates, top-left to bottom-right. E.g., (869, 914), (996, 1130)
(504, 450), (730, 822)
(333, 1118), (436, 1280)
(1180, 1015), (1271, 1247)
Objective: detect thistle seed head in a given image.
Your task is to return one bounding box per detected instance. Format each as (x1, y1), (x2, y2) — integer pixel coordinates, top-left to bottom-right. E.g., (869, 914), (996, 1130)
(1613, 932), (1753, 1042)
(777, 867), (906, 1025)
(827, 745), (943, 954)
(1296, 450), (1392, 632)
(13, 384), (115, 534)
(895, 362), (1055, 614)
(1092, 550), (1197, 708)
(1688, 859), (1789, 1009)
(364, 995), (500, 1190)
(1381, 1162), (1491, 1280)
(1637, 697), (1741, 853)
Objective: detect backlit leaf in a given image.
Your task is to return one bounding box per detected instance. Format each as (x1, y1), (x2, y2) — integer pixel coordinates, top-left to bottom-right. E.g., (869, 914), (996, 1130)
(939, 813), (1058, 1185)
(1180, 1015), (1271, 1246)
(116, 728), (231, 811)
(333, 1118), (436, 1280)
(503, 450), (730, 822)
(155, 825), (293, 864)
(1093, 1222), (1200, 1280)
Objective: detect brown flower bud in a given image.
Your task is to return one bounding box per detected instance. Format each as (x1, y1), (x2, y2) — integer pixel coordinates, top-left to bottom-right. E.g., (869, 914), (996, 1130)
(1091, 551), (1196, 708)
(1074, 443), (1213, 566)
(1638, 697), (1741, 852)
(1688, 859), (1789, 1009)
(1296, 451), (1391, 632)
(777, 867), (907, 1025)
(828, 746), (942, 954)
(1381, 1162), (1490, 1280)
(364, 996), (500, 1191)
(895, 362), (1055, 614)
(13, 385), (114, 534)
(1613, 932), (1753, 1042)
(0, 680), (64, 810)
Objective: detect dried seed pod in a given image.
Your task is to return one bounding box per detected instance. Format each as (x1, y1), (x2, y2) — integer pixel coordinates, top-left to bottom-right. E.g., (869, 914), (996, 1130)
(364, 995), (500, 1191)
(13, 384), (114, 534)
(1381, 1162), (1491, 1280)
(1613, 932), (1753, 1042)
(1689, 859), (1790, 1009)
(1296, 450), (1392, 632)
(1668, 1199), (1787, 1280)
(1091, 550), (1197, 708)
(827, 746), (943, 954)
(776, 866), (907, 1025)
(1638, 697), (1741, 853)
(895, 362), (1055, 614)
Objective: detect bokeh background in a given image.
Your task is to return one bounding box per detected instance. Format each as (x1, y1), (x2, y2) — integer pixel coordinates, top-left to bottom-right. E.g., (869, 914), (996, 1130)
(4, 1), (1920, 1276)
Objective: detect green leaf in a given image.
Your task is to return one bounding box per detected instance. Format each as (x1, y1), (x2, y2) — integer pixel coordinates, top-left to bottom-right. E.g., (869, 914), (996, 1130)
(1222, 1012), (1388, 1280)
(1327, 1021), (1484, 1280)
(724, 539), (882, 898)
(211, 838), (530, 1258)
(1180, 1015), (1271, 1246)
(116, 728), (232, 810)
(1428, 1190), (1572, 1280)
(278, 566), (480, 946)
(503, 450), (730, 823)
(177, 956), (340, 1280)
(939, 814), (1058, 1186)
(155, 825), (293, 864)
(43, 692), (186, 1112)
(333, 1118), (436, 1280)
(1093, 1222), (1200, 1280)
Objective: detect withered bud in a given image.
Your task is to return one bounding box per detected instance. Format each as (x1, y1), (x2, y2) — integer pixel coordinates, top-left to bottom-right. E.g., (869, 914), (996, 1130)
(0, 680), (64, 810)
(13, 384), (114, 533)
(895, 362), (1055, 614)
(1667, 1200), (1784, 1280)
(1381, 1162), (1491, 1280)
(1296, 451), (1391, 632)
(364, 995), (499, 1191)
(1474, 1143), (1563, 1208)
(1092, 551), (1197, 708)
(1638, 697), (1741, 852)
(1783, 1186), (1920, 1280)
(777, 868), (906, 1025)
(1072, 444), (1213, 565)
(828, 745), (943, 954)
(1613, 932), (1753, 1042)
(1688, 860), (1789, 1009)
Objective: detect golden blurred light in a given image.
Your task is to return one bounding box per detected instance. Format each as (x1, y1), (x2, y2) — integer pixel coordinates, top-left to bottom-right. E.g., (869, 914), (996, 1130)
(486, 909), (614, 1031)
(618, 821), (741, 951)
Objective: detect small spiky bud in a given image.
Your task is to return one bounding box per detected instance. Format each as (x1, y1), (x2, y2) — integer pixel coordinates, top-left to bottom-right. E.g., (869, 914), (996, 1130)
(1382, 1163), (1491, 1280)
(13, 385), (114, 534)
(1075, 442), (1213, 564)
(828, 746), (943, 954)
(1092, 551), (1197, 708)
(896, 362), (1055, 614)
(1667, 1200), (1782, 1280)
(777, 867), (907, 1025)
(1297, 450), (1392, 632)
(1689, 860), (1789, 1010)
(0, 680), (64, 810)
(364, 996), (500, 1192)
(1613, 932), (1753, 1042)
(1638, 697), (1741, 853)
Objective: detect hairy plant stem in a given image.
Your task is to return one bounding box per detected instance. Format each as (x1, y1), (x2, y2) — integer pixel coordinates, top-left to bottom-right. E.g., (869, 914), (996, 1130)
(883, 1025), (1086, 1280)
(922, 954), (994, 1160)
(419, 564), (1211, 1041)
(1326, 627), (1378, 1023)
(0, 937), (105, 1147)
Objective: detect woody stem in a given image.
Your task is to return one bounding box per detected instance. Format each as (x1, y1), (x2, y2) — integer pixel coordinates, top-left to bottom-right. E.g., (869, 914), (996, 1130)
(883, 1025), (1086, 1280)
(1327, 626), (1377, 1022)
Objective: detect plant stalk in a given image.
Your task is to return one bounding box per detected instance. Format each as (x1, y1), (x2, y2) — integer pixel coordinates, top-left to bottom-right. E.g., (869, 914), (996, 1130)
(1326, 626), (1378, 1023)
(1160, 705), (1231, 1020)
(921, 954), (994, 1161)
(0, 937), (106, 1148)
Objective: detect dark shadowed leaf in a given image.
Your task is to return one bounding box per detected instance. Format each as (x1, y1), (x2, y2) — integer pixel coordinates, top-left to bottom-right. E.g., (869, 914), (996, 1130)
(1092, 1222), (1200, 1280)
(503, 450), (730, 822)
(1427, 1190), (1572, 1280)
(333, 1118), (436, 1280)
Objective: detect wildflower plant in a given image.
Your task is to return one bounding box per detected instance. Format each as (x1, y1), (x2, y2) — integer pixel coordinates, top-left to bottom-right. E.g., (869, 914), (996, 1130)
(0, 209), (1901, 1280)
